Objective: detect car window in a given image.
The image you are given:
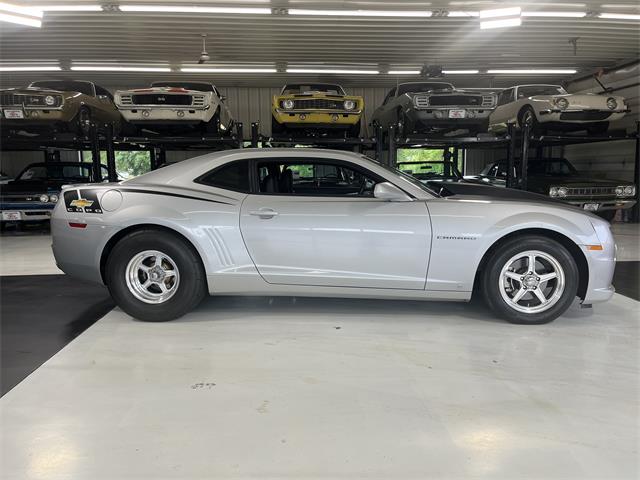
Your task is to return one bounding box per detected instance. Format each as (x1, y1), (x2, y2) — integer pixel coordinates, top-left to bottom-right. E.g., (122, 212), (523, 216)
(396, 83), (454, 95)
(256, 159), (379, 197)
(197, 160), (250, 192)
(282, 84), (345, 95)
(18, 163), (107, 182)
(382, 88), (396, 105)
(517, 85), (567, 98)
(30, 81), (95, 96)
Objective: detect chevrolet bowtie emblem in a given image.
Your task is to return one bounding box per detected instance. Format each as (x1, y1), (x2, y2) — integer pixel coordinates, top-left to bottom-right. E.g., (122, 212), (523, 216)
(70, 198), (94, 208)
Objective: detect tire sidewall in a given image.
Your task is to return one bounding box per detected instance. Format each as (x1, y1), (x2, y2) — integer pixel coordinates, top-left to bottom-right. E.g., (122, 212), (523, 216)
(482, 236), (579, 324)
(106, 230), (206, 321)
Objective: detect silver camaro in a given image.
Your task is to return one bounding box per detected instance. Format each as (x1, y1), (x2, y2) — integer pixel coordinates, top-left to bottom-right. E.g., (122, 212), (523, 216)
(50, 149), (616, 324)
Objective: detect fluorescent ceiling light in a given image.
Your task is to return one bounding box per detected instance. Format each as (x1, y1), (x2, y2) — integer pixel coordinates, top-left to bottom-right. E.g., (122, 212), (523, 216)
(599, 12), (640, 20)
(522, 11), (587, 17)
(479, 7), (521, 18)
(120, 5), (271, 14)
(181, 67), (277, 73)
(72, 65), (171, 72)
(480, 17), (521, 29)
(0, 12), (42, 27)
(288, 9), (432, 17)
(388, 70), (420, 75)
(36, 5), (102, 11)
(487, 69), (577, 74)
(0, 65), (61, 71)
(0, 2), (43, 17)
(443, 69), (480, 74)
(448, 11), (480, 17)
(287, 69), (379, 75)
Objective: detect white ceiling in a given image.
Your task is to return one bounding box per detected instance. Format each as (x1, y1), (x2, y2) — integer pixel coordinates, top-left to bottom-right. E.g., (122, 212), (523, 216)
(0, 0), (639, 88)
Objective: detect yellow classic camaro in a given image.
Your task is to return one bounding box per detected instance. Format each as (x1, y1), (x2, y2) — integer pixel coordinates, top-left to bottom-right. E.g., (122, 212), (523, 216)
(271, 83), (363, 137)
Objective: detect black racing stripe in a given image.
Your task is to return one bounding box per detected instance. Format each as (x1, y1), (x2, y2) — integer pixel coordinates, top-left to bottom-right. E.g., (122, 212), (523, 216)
(118, 188), (233, 205)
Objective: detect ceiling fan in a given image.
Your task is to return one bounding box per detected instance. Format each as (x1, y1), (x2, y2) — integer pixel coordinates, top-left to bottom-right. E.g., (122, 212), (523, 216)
(198, 34), (210, 64)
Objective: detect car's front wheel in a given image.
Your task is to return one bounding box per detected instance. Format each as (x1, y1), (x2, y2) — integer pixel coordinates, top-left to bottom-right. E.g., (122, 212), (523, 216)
(105, 229), (207, 321)
(481, 236), (579, 324)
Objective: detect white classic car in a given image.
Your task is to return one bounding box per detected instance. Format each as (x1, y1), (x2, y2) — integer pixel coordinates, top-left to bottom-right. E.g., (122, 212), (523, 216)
(114, 81), (234, 135)
(489, 84), (628, 135)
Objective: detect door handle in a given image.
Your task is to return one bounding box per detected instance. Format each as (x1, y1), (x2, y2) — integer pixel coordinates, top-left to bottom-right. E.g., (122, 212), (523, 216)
(249, 208), (279, 219)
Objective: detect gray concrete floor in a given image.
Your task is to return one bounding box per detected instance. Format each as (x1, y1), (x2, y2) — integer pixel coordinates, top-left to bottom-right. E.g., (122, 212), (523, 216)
(0, 224), (639, 479)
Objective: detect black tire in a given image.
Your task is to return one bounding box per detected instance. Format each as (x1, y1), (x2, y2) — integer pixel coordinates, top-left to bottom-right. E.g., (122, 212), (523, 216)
(596, 210), (616, 222)
(75, 106), (92, 137)
(518, 106), (542, 136)
(271, 117), (285, 137)
(480, 235), (579, 325)
(586, 122), (609, 135)
(105, 229), (207, 322)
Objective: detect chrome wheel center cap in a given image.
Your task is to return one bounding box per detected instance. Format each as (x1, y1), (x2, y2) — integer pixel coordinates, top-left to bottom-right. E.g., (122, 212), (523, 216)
(149, 267), (165, 282)
(523, 275), (538, 289)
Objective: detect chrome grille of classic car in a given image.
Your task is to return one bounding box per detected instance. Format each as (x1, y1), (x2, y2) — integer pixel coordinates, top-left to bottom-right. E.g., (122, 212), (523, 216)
(118, 94), (133, 105)
(0, 93), (62, 108)
(428, 95), (485, 107)
(130, 94), (193, 106)
(564, 186), (618, 197)
(0, 193), (46, 203)
(0, 93), (19, 105)
(292, 99), (344, 110)
(191, 95), (206, 106)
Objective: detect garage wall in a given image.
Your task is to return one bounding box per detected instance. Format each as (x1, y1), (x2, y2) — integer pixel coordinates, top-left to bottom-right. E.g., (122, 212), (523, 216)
(563, 62), (639, 181)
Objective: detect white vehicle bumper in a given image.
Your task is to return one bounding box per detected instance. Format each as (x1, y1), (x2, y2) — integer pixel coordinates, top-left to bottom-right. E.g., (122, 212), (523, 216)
(538, 108), (628, 124)
(582, 220), (616, 304)
(118, 106), (213, 124)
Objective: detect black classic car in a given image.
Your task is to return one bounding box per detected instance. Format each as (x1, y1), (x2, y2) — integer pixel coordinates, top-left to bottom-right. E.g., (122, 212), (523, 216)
(465, 157), (636, 220)
(371, 82), (497, 136)
(0, 162), (110, 224)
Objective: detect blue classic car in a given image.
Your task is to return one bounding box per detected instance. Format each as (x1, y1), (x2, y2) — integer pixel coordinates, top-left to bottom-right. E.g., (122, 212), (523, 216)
(0, 162), (109, 223)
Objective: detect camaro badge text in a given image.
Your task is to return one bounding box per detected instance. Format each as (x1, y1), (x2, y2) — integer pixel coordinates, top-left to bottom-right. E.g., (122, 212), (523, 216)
(437, 235), (478, 240)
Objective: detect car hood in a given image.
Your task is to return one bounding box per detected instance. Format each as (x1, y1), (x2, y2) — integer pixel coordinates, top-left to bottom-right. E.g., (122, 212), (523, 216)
(438, 181), (563, 205)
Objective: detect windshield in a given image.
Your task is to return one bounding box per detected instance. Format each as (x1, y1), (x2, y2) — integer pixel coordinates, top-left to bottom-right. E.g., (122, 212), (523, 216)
(151, 82), (214, 92)
(517, 85), (567, 98)
(363, 156), (439, 196)
(397, 83), (454, 95)
(528, 158), (578, 176)
(30, 81), (94, 96)
(17, 163), (107, 182)
(282, 84), (345, 95)
(398, 161), (462, 180)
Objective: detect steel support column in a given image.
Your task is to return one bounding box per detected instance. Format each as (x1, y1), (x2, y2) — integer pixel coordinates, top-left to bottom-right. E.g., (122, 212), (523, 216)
(388, 125), (397, 167)
(251, 122), (259, 148)
(520, 123), (531, 191)
(633, 121), (640, 223)
(89, 124), (102, 182)
(506, 123), (516, 188)
(105, 124), (117, 182)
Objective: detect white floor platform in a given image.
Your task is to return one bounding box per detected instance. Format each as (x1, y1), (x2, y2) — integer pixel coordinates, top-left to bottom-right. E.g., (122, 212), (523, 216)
(2, 294), (638, 479)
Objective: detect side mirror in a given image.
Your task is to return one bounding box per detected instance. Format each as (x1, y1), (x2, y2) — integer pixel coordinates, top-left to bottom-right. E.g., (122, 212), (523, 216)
(220, 95), (227, 102)
(374, 182), (412, 202)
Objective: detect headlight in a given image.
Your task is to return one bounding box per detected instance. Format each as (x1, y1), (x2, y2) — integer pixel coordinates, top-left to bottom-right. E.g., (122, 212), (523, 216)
(49, 194), (59, 203)
(282, 99), (294, 109)
(606, 98), (617, 110)
(617, 185), (636, 197)
(44, 95), (55, 106)
(554, 97), (569, 110)
(344, 100), (356, 111)
(549, 187), (558, 197)
(557, 187), (568, 197)
(39, 194), (49, 203)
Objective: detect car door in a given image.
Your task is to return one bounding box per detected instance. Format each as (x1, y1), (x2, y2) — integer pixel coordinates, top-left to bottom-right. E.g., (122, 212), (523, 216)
(239, 157), (432, 289)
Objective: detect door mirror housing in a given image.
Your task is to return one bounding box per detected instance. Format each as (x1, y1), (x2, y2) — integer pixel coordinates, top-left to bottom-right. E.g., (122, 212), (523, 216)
(374, 182), (412, 202)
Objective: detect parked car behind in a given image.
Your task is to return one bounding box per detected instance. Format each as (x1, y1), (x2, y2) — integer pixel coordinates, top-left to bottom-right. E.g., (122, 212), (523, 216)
(0, 80), (122, 136)
(465, 157), (636, 220)
(371, 82), (497, 136)
(271, 83), (363, 137)
(489, 84), (628, 135)
(0, 162), (110, 224)
(115, 81), (234, 135)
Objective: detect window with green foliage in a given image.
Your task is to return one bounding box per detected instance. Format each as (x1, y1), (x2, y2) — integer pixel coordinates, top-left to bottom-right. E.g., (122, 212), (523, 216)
(82, 151), (151, 179)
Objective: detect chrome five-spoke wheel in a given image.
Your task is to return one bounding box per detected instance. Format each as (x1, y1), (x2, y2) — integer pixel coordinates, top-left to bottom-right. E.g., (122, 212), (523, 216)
(125, 250), (180, 304)
(499, 250), (565, 314)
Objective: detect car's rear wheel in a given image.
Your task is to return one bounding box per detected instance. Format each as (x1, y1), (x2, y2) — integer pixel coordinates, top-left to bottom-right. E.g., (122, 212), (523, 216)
(105, 229), (207, 321)
(480, 235), (579, 324)
(519, 106), (542, 136)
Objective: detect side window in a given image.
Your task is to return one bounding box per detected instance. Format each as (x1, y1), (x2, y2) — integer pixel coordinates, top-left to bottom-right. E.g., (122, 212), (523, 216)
(497, 88), (513, 106)
(197, 160), (250, 192)
(382, 88), (396, 105)
(256, 160), (379, 197)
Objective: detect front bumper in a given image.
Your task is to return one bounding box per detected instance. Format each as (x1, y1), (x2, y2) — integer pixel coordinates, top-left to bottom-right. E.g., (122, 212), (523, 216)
(538, 108), (628, 124)
(0, 203), (54, 221)
(409, 108), (492, 128)
(0, 108), (73, 126)
(562, 198), (636, 212)
(118, 106), (212, 124)
(273, 110), (361, 127)
(582, 221), (616, 304)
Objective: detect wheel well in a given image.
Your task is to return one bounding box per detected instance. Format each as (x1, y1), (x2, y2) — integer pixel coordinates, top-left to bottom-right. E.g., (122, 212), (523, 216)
(517, 105), (534, 126)
(473, 228), (589, 300)
(99, 224), (205, 283)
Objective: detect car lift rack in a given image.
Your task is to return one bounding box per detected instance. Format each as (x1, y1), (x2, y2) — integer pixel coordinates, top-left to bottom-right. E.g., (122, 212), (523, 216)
(2, 120), (638, 221)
